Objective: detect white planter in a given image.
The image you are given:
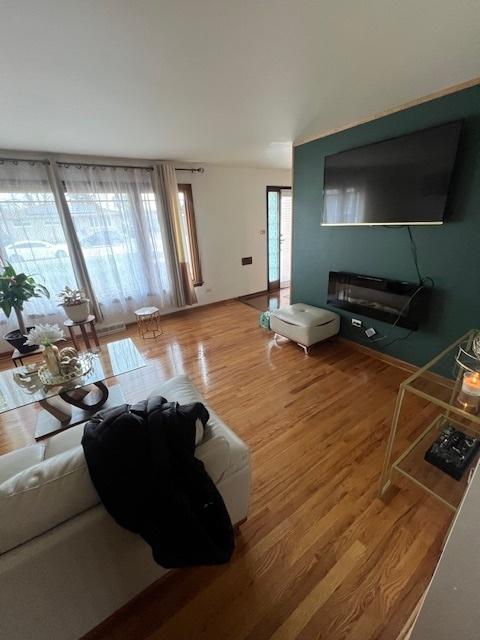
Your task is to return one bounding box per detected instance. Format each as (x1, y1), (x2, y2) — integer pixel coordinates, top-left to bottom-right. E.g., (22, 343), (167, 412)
(63, 301), (90, 323)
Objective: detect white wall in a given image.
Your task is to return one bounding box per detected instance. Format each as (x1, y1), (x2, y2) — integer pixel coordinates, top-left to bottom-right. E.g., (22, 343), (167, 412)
(178, 164), (291, 306)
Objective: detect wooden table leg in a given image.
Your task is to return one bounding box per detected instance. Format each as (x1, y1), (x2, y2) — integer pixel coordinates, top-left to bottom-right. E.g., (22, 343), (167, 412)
(39, 397), (72, 423)
(80, 324), (91, 350)
(90, 320), (100, 348)
(60, 381), (109, 411)
(68, 325), (79, 351)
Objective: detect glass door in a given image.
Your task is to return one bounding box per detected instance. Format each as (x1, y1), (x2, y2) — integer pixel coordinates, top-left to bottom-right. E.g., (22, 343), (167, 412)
(279, 188), (292, 288)
(267, 186), (291, 291)
(267, 187), (280, 290)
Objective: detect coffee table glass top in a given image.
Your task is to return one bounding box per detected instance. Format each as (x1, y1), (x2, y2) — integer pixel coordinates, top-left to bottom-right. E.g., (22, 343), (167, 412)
(0, 338), (145, 414)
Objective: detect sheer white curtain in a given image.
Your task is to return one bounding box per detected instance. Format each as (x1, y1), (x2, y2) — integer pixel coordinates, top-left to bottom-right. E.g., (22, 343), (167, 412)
(59, 164), (173, 322)
(0, 159), (77, 334)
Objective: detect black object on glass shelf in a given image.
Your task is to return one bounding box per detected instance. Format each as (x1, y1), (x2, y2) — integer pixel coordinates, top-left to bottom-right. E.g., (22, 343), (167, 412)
(425, 425), (480, 481)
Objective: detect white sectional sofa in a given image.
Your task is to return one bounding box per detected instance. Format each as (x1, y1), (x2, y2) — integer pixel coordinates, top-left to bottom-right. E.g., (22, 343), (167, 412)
(0, 375), (251, 640)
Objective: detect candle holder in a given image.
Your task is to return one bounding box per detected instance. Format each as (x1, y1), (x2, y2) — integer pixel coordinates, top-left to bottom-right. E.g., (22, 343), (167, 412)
(455, 333), (480, 415)
(457, 371), (480, 414)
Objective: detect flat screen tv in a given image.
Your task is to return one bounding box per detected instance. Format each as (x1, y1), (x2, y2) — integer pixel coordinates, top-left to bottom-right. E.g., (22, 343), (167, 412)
(327, 271), (430, 330)
(321, 120), (462, 226)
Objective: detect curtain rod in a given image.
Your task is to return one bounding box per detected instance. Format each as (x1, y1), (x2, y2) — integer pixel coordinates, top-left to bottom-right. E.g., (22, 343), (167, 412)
(57, 161), (153, 171)
(0, 157), (205, 173)
(0, 157), (49, 165)
(55, 162), (204, 173)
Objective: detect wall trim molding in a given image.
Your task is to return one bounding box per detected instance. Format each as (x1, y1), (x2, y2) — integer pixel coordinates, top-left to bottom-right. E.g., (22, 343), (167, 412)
(338, 336), (453, 390)
(238, 290), (269, 300)
(337, 336), (417, 374)
(294, 75), (480, 147)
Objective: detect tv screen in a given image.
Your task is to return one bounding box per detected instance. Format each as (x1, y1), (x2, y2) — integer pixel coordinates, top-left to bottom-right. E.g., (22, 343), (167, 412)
(321, 120), (462, 226)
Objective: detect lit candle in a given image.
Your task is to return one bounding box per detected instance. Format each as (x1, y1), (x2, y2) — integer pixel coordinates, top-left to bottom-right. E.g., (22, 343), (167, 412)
(462, 371), (480, 396)
(457, 371), (480, 414)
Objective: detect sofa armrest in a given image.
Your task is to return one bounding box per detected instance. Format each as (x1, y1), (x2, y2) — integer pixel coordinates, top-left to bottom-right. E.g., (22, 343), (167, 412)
(0, 445), (45, 484)
(195, 436), (230, 483)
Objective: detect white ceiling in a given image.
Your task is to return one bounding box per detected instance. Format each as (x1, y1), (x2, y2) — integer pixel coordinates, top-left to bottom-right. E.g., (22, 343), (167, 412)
(0, 1), (479, 169)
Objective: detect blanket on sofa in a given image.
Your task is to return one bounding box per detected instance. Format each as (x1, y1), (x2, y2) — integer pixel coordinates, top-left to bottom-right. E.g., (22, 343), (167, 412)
(81, 396), (234, 568)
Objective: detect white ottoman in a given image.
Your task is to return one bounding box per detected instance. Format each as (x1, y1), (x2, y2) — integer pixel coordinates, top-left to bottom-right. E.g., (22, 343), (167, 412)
(270, 303), (340, 354)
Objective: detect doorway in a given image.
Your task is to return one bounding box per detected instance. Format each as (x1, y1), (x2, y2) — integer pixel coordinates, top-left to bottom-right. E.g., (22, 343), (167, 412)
(267, 186), (292, 292)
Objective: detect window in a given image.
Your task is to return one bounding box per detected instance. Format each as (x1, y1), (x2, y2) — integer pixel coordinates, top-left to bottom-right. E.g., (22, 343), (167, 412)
(60, 164), (172, 321)
(177, 184), (203, 286)
(0, 160), (77, 327)
(0, 159), (196, 332)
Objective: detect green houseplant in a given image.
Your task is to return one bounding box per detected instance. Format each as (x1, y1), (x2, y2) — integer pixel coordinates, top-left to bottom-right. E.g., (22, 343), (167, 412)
(0, 262), (50, 353)
(58, 286), (90, 323)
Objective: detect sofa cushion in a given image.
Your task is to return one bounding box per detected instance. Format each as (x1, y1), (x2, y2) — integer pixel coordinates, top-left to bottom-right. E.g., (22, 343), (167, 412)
(44, 423), (84, 459)
(0, 445), (99, 554)
(0, 444), (45, 484)
(153, 375), (250, 476)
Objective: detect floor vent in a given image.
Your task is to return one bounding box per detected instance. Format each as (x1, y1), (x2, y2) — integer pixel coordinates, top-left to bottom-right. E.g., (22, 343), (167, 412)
(96, 322), (127, 337)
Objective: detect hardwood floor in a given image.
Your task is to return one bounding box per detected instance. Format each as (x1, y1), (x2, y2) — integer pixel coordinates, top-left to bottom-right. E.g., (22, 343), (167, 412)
(0, 301), (452, 639)
(238, 287), (291, 311)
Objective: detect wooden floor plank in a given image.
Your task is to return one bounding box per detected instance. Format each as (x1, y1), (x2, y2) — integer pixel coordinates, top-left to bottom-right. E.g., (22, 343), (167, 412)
(0, 300), (452, 639)
(270, 540), (366, 640)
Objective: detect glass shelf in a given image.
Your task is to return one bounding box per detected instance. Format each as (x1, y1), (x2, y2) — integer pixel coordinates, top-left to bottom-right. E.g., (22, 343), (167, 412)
(392, 414), (480, 511)
(380, 330), (480, 512)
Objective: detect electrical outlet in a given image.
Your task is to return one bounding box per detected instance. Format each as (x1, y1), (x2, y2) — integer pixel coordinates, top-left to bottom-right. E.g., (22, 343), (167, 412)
(242, 257), (253, 265)
(351, 318), (362, 328)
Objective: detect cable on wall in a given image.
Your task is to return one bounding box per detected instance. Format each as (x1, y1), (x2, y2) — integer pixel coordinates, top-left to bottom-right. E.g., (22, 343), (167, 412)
(407, 225), (422, 284)
(356, 225), (435, 349)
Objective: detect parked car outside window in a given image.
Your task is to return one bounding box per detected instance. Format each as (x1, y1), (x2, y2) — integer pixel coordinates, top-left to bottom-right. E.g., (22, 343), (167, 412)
(81, 230), (132, 257)
(5, 240), (69, 262)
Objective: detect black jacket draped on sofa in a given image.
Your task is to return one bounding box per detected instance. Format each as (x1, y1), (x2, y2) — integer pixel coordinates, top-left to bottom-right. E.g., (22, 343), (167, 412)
(82, 396), (234, 568)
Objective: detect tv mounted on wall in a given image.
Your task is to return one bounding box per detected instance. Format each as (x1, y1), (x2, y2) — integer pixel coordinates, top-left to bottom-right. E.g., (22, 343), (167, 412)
(321, 120), (462, 226)
(327, 271), (430, 330)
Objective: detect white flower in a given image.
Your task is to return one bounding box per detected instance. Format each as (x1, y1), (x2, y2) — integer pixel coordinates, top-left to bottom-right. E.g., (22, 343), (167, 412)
(25, 324), (65, 346)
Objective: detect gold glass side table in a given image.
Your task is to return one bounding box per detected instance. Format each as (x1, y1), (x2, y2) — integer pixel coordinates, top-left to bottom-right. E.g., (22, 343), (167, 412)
(379, 330), (480, 512)
(134, 306), (163, 340)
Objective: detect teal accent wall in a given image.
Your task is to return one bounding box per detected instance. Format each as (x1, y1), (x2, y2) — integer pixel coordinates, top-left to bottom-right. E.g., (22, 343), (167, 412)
(292, 85), (480, 367)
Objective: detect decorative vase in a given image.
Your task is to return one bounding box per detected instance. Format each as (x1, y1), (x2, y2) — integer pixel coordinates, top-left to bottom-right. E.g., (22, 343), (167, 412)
(63, 301), (90, 323)
(4, 326), (39, 354)
(43, 344), (62, 376)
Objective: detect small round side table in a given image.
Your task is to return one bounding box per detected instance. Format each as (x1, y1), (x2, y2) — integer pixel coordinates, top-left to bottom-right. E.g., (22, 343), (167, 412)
(134, 306), (163, 339)
(64, 314), (100, 352)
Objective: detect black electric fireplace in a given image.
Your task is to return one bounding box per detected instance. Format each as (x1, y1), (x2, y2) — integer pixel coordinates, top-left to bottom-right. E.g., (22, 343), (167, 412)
(327, 271), (430, 330)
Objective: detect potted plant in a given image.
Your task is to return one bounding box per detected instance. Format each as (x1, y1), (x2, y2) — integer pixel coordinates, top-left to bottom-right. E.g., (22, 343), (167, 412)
(58, 286), (90, 323)
(0, 262), (50, 354)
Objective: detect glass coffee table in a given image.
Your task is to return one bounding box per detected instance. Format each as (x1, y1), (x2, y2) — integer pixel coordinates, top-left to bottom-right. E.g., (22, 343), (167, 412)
(0, 338), (145, 440)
